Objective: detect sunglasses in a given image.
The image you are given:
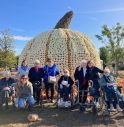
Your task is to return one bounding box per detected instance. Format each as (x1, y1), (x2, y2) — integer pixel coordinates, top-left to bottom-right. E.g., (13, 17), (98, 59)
(21, 78), (28, 80)
(64, 71), (68, 73)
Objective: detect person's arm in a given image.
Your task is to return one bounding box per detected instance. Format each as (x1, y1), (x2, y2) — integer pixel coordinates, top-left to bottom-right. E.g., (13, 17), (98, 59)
(28, 68), (32, 82)
(16, 66), (21, 76)
(29, 83), (33, 96)
(55, 67), (60, 76)
(69, 76), (74, 86)
(74, 67), (79, 81)
(96, 67), (104, 74)
(14, 83), (20, 97)
(58, 76), (63, 91)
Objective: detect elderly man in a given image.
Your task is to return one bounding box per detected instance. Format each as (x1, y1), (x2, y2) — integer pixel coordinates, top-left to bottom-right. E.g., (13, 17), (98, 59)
(0, 71), (16, 105)
(74, 60), (88, 103)
(98, 68), (122, 112)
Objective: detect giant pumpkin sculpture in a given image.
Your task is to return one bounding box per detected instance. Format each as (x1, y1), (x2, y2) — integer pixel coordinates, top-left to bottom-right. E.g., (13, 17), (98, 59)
(19, 11), (101, 75)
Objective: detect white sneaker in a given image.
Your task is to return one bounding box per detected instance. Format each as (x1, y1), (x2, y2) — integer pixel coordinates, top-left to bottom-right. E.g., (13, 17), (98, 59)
(96, 102), (100, 108)
(58, 98), (65, 107)
(109, 105), (116, 112)
(65, 101), (69, 108)
(116, 105), (123, 112)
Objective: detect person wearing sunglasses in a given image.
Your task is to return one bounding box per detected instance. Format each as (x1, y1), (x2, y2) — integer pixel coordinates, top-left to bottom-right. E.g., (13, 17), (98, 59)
(14, 75), (35, 109)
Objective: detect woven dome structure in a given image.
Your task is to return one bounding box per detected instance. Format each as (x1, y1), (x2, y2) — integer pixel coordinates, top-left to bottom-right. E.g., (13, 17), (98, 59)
(19, 11), (101, 75)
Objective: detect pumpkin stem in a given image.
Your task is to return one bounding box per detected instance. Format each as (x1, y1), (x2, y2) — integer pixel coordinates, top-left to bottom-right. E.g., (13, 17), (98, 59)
(54, 11), (74, 29)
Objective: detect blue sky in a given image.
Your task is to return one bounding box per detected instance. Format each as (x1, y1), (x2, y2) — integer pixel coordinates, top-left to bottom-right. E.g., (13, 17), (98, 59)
(1, 0), (124, 55)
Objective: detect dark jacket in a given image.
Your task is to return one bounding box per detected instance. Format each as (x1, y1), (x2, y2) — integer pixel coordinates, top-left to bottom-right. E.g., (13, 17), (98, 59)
(58, 75), (74, 91)
(87, 66), (103, 82)
(28, 67), (44, 83)
(74, 66), (89, 89)
(0, 77), (16, 90)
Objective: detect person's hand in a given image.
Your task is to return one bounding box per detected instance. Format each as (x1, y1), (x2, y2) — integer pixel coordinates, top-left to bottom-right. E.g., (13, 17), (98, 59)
(89, 80), (92, 83)
(75, 80), (78, 83)
(66, 84), (70, 87)
(3, 87), (10, 91)
(60, 84), (63, 89)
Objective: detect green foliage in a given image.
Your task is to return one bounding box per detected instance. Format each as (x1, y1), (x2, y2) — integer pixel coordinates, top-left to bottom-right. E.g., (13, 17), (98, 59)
(0, 29), (17, 69)
(96, 23), (124, 73)
(99, 47), (111, 64)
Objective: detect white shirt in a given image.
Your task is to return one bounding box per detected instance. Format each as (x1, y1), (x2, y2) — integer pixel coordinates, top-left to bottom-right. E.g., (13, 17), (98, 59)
(83, 67), (87, 77)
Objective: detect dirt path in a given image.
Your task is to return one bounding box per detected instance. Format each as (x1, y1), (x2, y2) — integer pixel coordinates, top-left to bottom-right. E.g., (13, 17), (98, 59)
(0, 106), (124, 127)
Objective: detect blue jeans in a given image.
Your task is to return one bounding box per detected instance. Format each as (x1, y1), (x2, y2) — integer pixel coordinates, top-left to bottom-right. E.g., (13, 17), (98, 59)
(18, 96), (35, 108)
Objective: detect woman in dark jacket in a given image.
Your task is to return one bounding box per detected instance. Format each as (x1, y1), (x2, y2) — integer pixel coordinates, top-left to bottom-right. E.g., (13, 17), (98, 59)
(58, 69), (74, 108)
(87, 60), (103, 105)
(28, 60), (44, 104)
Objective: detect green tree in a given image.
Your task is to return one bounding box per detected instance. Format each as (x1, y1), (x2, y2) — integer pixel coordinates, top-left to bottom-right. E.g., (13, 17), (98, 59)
(96, 23), (124, 73)
(99, 47), (111, 65)
(0, 29), (16, 69)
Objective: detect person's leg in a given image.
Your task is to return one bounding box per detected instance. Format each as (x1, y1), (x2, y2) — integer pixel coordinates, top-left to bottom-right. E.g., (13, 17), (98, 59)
(36, 87), (41, 103)
(18, 98), (25, 108)
(45, 83), (50, 100)
(63, 87), (70, 108)
(63, 87), (69, 102)
(105, 88), (115, 111)
(27, 96), (35, 107)
(50, 83), (54, 101)
(112, 91), (122, 111)
(59, 88), (64, 99)
(33, 87), (36, 100)
(79, 88), (83, 103)
(82, 86), (88, 104)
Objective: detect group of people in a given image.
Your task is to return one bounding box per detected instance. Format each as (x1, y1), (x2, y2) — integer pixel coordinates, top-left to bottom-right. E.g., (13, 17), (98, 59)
(0, 58), (123, 111)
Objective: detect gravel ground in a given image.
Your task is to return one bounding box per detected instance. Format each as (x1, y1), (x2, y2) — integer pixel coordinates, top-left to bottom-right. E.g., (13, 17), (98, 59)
(0, 104), (124, 127)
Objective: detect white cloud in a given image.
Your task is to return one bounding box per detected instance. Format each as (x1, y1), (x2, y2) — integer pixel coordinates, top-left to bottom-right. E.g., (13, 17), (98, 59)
(13, 35), (33, 41)
(67, 6), (72, 11)
(77, 7), (124, 14)
(13, 28), (25, 32)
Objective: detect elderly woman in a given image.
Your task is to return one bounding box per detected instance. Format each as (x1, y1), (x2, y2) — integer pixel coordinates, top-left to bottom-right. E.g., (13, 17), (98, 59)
(58, 68), (74, 108)
(74, 60), (88, 103)
(28, 59), (44, 105)
(17, 60), (30, 78)
(86, 60), (103, 106)
(98, 68), (122, 112)
(14, 75), (35, 109)
(0, 71), (16, 105)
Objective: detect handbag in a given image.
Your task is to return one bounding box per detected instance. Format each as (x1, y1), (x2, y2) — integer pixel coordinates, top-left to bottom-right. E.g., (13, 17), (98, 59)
(47, 66), (56, 84)
(48, 76), (56, 84)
